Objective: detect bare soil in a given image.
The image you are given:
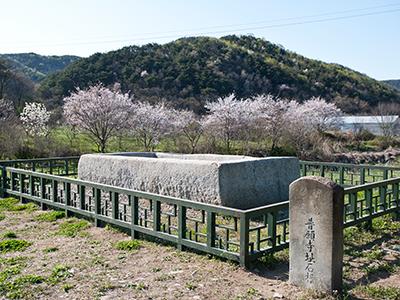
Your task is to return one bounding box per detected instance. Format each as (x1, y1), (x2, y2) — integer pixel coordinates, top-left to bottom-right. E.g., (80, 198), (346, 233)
(0, 202), (399, 300)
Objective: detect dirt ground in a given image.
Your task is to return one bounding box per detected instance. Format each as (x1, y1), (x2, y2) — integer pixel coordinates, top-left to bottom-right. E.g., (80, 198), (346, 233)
(0, 199), (399, 300)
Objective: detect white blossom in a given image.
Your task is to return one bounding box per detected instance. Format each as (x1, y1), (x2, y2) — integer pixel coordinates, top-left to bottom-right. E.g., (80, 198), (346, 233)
(129, 102), (174, 151)
(63, 83), (133, 152)
(20, 102), (50, 137)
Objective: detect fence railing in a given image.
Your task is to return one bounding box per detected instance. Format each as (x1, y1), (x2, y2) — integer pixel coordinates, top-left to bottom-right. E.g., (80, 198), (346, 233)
(300, 160), (400, 186)
(0, 156), (80, 176)
(0, 156), (399, 267)
(0, 165), (289, 267)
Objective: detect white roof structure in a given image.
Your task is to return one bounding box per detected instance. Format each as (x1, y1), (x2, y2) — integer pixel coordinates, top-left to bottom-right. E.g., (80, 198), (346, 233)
(339, 115), (399, 124)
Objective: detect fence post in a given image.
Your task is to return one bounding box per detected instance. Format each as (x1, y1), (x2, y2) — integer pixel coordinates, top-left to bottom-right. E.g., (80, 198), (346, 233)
(289, 176), (344, 293)
(239, 213), (250, 268)
(1, 166), (7, 198)
(131, 196), (139, 239)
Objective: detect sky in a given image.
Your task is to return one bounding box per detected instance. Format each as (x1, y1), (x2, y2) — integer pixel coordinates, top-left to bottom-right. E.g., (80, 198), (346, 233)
(1, 0), (400, 80)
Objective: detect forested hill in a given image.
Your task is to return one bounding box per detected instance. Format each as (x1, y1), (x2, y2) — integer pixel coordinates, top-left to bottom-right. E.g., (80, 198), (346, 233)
(38, 35), (400, 113)
(383, 79), (400, 91)
(0, 53), (80, 82)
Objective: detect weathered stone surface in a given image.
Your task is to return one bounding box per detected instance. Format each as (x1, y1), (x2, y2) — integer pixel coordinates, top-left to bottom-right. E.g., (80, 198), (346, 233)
(78, 152), (299, 209)
(289, 176), (344, 293)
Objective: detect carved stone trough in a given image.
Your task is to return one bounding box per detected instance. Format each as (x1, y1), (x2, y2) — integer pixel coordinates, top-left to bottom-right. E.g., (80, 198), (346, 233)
(78, 152), (299, 209)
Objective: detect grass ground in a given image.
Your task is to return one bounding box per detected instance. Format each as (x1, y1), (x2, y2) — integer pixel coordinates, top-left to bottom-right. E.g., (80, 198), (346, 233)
(0, 198), (399, 300)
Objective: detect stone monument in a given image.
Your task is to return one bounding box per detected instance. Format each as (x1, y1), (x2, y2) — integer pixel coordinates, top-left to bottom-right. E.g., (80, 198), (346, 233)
(78, 152), (299, 209)
(289, 176), (344, 293)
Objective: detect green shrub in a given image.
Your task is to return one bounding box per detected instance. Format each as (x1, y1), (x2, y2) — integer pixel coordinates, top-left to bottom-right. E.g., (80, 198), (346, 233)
(0, 214), (5, 221)
(0, 240), (31, 253)
(114, 240), (141, 251)
(36, 211), (65, 222)
(56, 219), (90, 237)
(2, 231), (17, 239)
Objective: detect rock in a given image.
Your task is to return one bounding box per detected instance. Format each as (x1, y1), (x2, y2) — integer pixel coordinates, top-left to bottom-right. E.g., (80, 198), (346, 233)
(78, 152), (299, 209)
(272, 292), (284, 299)
(289, 176), (344, 293)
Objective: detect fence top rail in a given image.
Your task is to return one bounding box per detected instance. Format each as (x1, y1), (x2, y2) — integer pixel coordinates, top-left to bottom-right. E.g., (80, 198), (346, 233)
(0, 156), (80, 165)
(344, 176), (400, 193)
(300, 160), (400, 171)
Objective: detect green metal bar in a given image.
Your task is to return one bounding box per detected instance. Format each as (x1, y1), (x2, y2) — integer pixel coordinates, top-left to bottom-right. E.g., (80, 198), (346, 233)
(339, 167), (345, 185)
(360, 168), (365, 185)
(52, 180), (58, 202)
(79, 185), (86, 210)
(19, 173), (25, 202)
(131, 196), (139, 239)
(0, 166), (6, 198)
(207, 211), (216, 248)
(65, 160), (69, 176)
(178, 205), (187, 251)
(153, 200), (161, 231)
(29, 175), (34, 196)
(267, 212), (277, 248)
(239, 213), (250, 268)
(112, 192), (119, 220)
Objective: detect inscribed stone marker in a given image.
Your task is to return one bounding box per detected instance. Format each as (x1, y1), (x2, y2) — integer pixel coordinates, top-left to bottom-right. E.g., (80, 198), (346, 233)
(289, 176), (344, 293)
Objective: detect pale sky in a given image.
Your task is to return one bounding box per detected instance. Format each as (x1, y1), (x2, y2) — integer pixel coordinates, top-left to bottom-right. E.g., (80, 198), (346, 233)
(1, 0), (400, 80)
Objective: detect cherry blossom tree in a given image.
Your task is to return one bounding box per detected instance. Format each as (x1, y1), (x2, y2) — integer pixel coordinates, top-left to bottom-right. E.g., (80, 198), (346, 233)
(173, 110), (203, 153)
(129, 102), (175, 151)
(203, 94), (253, 153)
(63, 84), (133, 153)
(20, 102), (51, 137)
(300, 97), (342, 132)
(252, 95), (288, 152)
(0, 98), (15, 122)
(283, 97), (341, 156)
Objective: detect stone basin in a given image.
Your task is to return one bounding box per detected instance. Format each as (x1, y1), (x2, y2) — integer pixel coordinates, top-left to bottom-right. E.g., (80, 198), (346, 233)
(78, 152), (299, 209)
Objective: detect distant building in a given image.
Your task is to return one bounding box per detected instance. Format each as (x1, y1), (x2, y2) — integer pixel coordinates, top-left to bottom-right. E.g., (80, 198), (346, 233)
(337, 115), (400, 135)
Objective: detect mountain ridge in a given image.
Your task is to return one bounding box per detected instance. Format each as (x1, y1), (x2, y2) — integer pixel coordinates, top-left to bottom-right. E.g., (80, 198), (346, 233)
(0, 53), (80, 82)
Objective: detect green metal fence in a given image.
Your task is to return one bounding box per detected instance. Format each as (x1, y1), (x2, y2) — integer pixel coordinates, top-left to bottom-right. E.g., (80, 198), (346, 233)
(0, 157), (399, 267)
(300, 160), (400, 186)
(0, 156), (80, 176)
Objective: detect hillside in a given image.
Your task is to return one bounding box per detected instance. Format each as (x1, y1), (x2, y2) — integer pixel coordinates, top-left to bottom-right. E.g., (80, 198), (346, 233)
(383, 79), (400, 91)
(0, 53), (80, 82)
(38, 35), (400, 113)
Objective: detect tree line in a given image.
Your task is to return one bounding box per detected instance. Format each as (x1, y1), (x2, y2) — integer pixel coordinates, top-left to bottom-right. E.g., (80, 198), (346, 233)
(0, 83), (343, 159)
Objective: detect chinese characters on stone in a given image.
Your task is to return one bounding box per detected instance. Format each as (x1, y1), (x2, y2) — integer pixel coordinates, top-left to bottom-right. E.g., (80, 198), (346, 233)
(304, 217), (316, 283)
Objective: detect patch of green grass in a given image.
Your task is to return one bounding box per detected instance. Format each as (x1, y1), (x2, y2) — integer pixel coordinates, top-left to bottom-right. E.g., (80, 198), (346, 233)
(114, 240), (141, 251)
(13, 274), (44, 285)
(62, 283), (74, 292)
(364, 262), (396, 276)
(0, 257), (27, 268)
(48, 265), (73, 285)
(355, 285), (400, 300)
(2, 231), (17, 239)
(56, 219), (90, 237)
(0, 198), (37, 213)
(43, 247), (59, 253)
(155, 273), (175, 282)
(0, 240), (31, 253)
(0, 266), (23, 283)
(0, 274), (44, 299)
(36, 211), (65, 222)
(185, 282), (197, 291)
(128, 282), (147, 290)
